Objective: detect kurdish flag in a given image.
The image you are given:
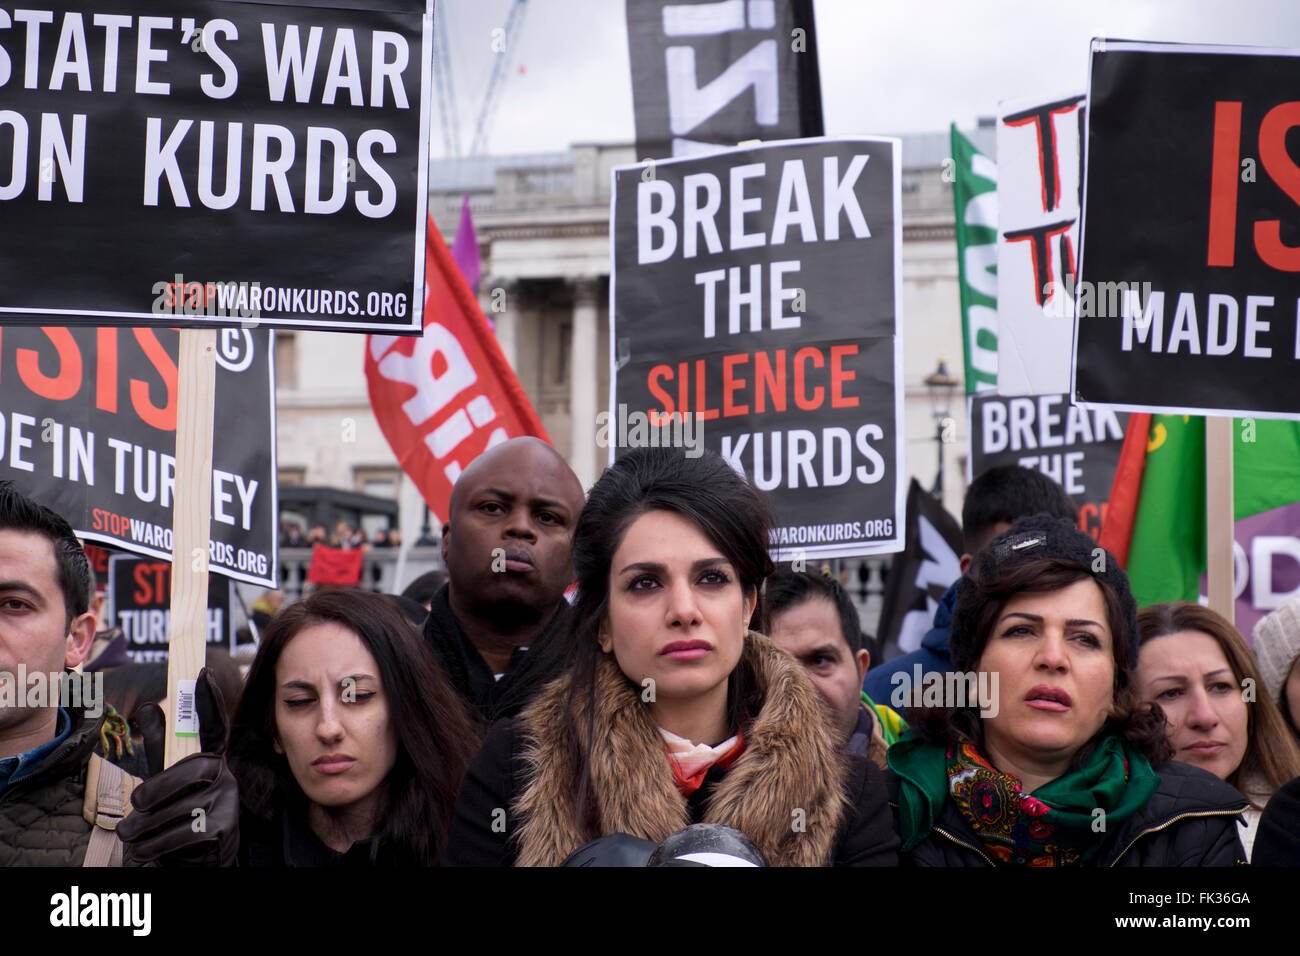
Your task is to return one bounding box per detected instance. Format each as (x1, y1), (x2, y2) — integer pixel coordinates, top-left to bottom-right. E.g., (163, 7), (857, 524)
(1100, 415), (1300, 633)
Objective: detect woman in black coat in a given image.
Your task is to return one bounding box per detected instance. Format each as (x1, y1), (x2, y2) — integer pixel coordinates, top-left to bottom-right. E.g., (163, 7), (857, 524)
(887, 515), (1247, 867)
(444, 448), (898, 867)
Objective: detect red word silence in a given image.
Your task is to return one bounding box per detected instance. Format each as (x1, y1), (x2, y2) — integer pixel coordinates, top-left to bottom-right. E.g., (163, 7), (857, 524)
(646, 344), (861, 421)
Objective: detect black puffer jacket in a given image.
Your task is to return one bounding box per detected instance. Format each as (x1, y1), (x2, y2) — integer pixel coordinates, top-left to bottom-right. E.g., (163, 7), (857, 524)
(886, 760), (1249, 867)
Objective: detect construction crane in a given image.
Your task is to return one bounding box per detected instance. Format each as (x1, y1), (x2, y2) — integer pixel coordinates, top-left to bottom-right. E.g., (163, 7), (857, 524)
(434, 0), (527, 157)
(469, 0), (527, 156)
(432, 4), (461, 157)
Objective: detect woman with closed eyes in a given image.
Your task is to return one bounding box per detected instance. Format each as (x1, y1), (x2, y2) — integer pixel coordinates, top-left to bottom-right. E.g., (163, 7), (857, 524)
(226, 588), (479, 866)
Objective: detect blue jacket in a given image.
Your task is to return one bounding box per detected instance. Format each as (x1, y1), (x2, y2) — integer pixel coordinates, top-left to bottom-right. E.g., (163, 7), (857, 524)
(862, 582), (957, 707)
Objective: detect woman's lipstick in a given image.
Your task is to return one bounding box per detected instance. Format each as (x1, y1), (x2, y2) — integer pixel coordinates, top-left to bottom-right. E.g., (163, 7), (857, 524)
(660, 640), (712, 661)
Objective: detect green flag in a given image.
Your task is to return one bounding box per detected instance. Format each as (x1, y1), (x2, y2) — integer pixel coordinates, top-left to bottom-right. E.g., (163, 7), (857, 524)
(951, 124), (997, 393)
(1125, 416), (1300, 607)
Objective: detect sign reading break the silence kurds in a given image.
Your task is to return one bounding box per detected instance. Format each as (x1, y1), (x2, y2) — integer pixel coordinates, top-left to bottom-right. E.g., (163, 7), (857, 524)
(611, 139), (905, 558)
(1075, 40), (1300, 418)
(968, 392), (1128, 541)
(0, 0), (431, 332)
(0, 327), (278, 587)
(108, 553), (234, 662)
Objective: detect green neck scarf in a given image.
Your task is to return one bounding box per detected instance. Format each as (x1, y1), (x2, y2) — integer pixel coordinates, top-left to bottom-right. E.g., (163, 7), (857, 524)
(888, 730), (1160, 865)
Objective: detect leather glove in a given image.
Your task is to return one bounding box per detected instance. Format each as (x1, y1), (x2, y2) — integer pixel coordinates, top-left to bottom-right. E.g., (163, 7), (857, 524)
(117, 667), (240, 866)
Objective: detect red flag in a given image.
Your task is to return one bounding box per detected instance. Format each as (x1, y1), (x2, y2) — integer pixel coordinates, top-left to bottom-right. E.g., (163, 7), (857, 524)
(366, 216), (550, 525)
(1097, 413), (1152, 567)
(307, 544), (364, 586)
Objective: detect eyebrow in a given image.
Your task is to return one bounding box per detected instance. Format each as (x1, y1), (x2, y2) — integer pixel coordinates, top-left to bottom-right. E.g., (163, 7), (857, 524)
(618, 557), (729, 575)
(799, 643), (843, 661)
(0, 580), (46, 605)
(480, 489), (572, 513)
(999, 612), (1104, 628)
(280, 674), (377, 691)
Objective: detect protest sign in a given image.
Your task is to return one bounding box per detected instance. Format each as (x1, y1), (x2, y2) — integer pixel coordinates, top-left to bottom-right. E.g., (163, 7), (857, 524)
(108, 553), (234, 663)
(611, 138), (905, 558)
(625, 0), (823, 161)
(0, 0), (432, 332)
(1075, 40), (1300, 419)
(996, 92), (1084, 396)
(367, 216), (549, 525)
(0, 326), (277, 587)
(968, 392), (1128, 541)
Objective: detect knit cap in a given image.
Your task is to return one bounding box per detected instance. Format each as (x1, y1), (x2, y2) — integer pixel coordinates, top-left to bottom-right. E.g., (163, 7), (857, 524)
(951, 513), (1138, 674)
(1251, 595), (1300, 706)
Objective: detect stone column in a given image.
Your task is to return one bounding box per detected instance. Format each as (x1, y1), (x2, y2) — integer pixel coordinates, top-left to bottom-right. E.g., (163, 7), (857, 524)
(479, 277), (519, 370)
(568, 276), (600, 488)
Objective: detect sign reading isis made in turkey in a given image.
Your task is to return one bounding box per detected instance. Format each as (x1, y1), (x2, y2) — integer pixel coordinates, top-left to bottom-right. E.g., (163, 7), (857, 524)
(1074, 40), (1300, 419)
(611, 138), (905, 559)
(0, 326), (278, 587)
(0, 0), (431, 333)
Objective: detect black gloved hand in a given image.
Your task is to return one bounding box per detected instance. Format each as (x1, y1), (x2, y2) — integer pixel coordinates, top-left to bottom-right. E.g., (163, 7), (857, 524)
(117, 667), (240, 866)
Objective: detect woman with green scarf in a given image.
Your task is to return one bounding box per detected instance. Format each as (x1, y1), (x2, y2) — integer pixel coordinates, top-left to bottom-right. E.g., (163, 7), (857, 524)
(886, 515), (1248, 866)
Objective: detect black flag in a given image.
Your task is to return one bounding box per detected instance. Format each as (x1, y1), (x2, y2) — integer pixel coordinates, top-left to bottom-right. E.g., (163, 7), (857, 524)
(876, 480), (962, 662)
(625, 0), (823, 161)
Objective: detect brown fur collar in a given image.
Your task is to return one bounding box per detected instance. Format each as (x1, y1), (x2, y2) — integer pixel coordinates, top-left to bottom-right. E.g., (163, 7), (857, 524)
(512, 631), (849, 866)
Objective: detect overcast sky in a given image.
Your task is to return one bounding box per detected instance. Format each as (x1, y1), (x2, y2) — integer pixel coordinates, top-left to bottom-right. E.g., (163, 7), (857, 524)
(431, 0), (1300, 158)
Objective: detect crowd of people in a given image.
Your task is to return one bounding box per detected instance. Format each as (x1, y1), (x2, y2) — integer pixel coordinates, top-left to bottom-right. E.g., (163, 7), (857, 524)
(3, 438), (1300, 867)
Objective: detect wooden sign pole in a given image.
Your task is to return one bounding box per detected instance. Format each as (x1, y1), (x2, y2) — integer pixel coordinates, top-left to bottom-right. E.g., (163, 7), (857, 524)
(1205, 416), (1235, 629)
(165, 328), (218, 768)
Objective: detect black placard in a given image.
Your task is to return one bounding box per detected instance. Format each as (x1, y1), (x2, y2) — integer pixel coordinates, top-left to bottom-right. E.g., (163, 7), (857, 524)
(1075, 40), (1300, 418)
(0, 0), (431, 332)
(0, 326), (277, 586)
(625, 0), (823, 161)
(108, 553), (233, 662)
(611, 138), (904, 558)
(968, 392), (1128, 541)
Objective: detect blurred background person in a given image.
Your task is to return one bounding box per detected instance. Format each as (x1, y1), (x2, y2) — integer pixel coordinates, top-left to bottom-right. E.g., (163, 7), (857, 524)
(1136, 602), (1300, 859)
(761, 569), (903, 768)
(1252, 595), (1300, 745)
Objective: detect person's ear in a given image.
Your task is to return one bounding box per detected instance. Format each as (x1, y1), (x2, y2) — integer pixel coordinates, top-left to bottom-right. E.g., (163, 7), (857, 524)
(855, 648), (871, 685)
(742, 588), (758, 634)
(272, 735), (284, 755)
(597, 617), (613, 654)
(959, 553), (973, 575)
(63, 611), (97, 668)
(441, 522), (451, 563)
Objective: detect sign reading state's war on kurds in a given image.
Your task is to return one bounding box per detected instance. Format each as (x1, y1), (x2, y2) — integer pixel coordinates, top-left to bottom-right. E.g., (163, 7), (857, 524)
(611, 138), (905, 558)
(0, 0), (432, 332)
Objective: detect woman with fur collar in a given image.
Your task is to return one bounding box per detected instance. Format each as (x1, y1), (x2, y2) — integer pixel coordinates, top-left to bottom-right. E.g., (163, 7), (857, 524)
(442, 448), (899, 867)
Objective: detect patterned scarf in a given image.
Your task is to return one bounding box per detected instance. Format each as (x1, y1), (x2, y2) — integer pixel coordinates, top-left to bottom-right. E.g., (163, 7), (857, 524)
(890, 730), (1160, 866)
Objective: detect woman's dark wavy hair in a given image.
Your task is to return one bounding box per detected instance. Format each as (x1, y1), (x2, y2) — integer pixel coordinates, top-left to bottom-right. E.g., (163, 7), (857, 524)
(908, 556), (1173, 769)
(563, 447), (774, 838)
(227, 588), (479, 865)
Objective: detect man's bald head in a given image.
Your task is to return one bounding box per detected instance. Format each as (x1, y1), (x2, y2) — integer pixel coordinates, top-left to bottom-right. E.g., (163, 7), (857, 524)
(441, 438), (585, 618)
(448, 437), (583, 522)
